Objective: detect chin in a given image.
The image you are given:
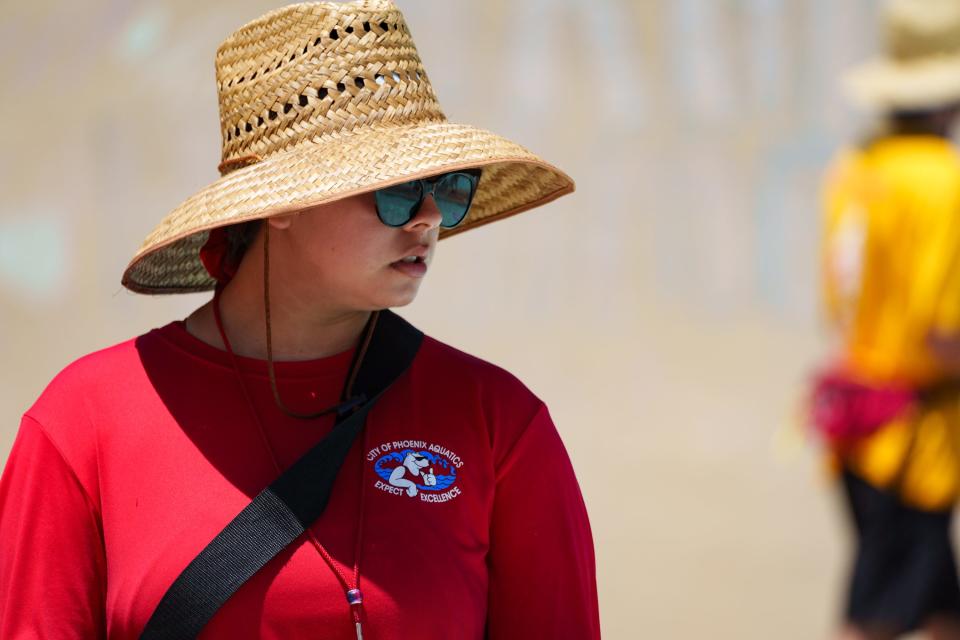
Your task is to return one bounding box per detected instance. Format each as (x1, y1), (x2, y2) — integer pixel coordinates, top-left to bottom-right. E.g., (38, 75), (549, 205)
(384, 292), (418, 308)
(368, 287), (420, 310)
(364, 272), (424, 309)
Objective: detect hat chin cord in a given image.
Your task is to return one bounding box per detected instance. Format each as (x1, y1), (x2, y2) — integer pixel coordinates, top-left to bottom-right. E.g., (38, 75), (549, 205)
(210, 223), (375, 638)
(260, 222), (377, 420)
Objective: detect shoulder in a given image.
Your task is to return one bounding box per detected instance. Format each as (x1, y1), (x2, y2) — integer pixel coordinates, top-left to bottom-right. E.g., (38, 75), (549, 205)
(419, 334), (540, 394)
(873, 137), (960, 193)
(22, 326), (173, 473)
(412, 336), (570, 476)
(16, 331), (158, 508)
(26, 332), (151, 425)
(414, 334), (546, 424)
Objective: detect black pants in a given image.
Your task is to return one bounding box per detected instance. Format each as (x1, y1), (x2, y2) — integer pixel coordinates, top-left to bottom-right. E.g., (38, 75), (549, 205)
(842, 470), (960, 633)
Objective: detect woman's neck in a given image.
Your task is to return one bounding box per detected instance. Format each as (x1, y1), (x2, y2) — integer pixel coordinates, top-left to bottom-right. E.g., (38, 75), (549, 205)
(184, 241), (371, 361)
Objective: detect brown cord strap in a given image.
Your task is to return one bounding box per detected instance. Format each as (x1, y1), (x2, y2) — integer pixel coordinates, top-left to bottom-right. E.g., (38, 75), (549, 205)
(262, 222), (379, 419)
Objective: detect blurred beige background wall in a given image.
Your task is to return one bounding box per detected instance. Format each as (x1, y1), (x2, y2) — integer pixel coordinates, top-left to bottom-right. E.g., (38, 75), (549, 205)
(1, 0), (881, 637)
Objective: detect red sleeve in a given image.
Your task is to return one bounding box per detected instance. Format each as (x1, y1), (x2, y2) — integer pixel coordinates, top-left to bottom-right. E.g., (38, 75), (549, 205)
(486, 404), (600, 639)
(0, 415), (107, 639)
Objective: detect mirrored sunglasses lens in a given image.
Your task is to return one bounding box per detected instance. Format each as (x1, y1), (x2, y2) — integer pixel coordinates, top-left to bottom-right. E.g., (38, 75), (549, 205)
(375, 181), (422, 226)
(434, 173), (477, 228)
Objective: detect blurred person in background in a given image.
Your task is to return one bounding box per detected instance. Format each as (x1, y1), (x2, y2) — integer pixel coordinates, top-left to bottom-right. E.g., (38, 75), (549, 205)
(0, 1), (600, 638)
(814, 1), (960, 638)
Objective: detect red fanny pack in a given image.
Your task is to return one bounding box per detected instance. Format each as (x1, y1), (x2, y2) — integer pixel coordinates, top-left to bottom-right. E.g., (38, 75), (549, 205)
(809, 369), (916, 446)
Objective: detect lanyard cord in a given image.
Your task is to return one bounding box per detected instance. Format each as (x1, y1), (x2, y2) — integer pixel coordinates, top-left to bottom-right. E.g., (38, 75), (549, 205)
(210, 233), (373, 635)
(262, 223), (370, 419)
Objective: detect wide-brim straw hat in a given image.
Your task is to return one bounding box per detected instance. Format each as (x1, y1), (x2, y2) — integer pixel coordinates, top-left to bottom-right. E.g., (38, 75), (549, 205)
(122, 0), (574, 294)
(845, 0), (960, 110)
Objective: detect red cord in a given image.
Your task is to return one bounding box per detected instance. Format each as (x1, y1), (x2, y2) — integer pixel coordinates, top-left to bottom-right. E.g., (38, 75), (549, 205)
(212, 285), (369, 631)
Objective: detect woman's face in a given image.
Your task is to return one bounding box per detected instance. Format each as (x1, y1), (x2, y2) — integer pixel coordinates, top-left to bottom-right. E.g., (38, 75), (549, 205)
(266, 189), (443, 311)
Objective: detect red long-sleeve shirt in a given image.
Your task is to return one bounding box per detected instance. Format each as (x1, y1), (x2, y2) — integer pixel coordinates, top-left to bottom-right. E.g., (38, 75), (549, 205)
(0, 320), (600, 638)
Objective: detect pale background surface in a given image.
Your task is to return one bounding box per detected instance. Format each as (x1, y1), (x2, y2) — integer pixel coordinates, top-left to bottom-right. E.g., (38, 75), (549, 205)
(1, 1), (884, 637)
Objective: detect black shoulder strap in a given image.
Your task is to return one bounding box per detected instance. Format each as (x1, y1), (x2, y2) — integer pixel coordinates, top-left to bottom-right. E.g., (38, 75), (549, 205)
(140, 310), (423, 639)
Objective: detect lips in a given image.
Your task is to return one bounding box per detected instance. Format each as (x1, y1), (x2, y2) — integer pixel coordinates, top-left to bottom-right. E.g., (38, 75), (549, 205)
(390, 256), (427, 278)
(396, 245), (429, 261)
(389, 245), (430, 278)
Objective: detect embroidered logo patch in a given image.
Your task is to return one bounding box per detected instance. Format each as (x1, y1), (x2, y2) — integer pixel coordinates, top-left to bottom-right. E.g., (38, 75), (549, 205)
(366, 440), (463, 503)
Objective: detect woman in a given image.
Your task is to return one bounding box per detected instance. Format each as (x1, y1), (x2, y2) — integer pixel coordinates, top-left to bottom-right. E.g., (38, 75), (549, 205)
(0, 1), (600, 638)
(816, 1), (960, 638)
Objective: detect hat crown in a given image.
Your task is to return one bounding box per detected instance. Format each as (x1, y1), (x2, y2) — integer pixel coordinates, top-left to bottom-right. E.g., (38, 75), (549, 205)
(214, 0), (445, 175)
(884, 0), (960, 61)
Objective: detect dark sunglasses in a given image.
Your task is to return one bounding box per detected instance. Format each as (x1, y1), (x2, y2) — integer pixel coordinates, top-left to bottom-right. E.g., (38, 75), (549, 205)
(374, 169), (481, 229)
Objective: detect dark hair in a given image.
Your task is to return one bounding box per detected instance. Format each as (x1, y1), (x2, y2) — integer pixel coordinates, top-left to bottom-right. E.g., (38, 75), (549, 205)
(224, 219), (263, 266)
(889, 109), (950, 135)
(858, 104), (960, 148)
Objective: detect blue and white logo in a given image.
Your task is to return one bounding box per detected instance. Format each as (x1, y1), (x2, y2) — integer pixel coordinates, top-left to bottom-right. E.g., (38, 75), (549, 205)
(367, 440), (463, 503)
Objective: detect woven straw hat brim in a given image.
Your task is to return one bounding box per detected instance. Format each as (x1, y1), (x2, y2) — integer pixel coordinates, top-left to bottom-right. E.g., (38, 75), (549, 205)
(122, 120), (574, 294)
(844, 53), (960, 110)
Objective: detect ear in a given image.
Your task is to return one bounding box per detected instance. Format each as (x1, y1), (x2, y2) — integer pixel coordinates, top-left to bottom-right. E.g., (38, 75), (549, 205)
(266, 213), (295, 230)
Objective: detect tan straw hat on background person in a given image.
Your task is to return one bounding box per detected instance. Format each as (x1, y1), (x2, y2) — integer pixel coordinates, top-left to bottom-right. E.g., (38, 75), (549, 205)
(845, 0), (960, 110)
(121, 0), (575, 294)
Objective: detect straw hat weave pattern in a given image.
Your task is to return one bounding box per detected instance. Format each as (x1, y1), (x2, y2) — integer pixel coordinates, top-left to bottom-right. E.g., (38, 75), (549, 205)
(846, 0), (960, 110)
(122, 0), (574, 294)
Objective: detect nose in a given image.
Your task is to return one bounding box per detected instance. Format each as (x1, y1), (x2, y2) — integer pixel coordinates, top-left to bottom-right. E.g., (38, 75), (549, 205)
(402, 194), (443, 233)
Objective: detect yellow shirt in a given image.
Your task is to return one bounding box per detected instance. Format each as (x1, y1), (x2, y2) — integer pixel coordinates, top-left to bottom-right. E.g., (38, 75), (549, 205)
(822, 135), (960, 510)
